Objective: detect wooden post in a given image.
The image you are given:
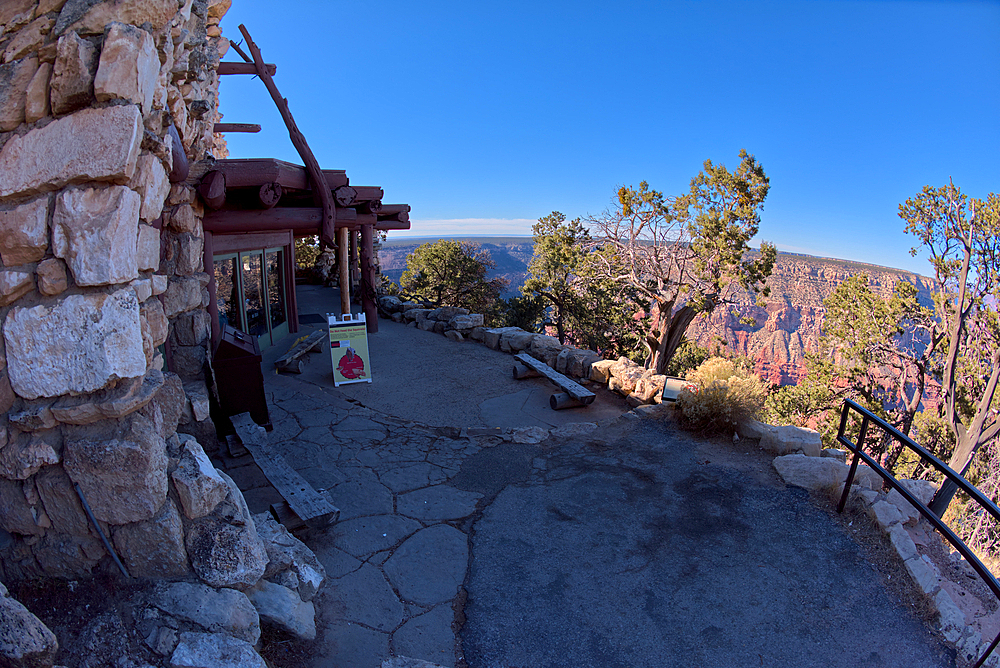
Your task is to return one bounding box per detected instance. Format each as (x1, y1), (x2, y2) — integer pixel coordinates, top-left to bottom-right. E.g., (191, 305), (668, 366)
(337, 226), (350, 315)
(205, 231), (219, 346)
(349, 229), (359, 297)
(360, 224), (378, 333)
(237, 25), (336, 248)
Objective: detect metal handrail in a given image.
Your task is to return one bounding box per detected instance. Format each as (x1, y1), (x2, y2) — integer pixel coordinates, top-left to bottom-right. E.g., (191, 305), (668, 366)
(835, 398), (1000, 668)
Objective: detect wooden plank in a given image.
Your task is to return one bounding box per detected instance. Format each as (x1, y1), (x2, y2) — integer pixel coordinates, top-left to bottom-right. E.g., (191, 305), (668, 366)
(214, 123), (261, 133)
(360, 224), (378, 332)
(514, 353), (596, 405)
(274, 330), (326, 372)
(231, 413), (339, 527)
(218, 62), (277, 76)
(197, 170), (226, 210)
(378, 204), (411, 216)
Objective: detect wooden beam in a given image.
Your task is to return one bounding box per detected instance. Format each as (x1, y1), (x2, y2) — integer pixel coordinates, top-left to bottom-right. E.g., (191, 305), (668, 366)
(360, 224), (378, 333)
(203, 206), (356, 233)
(197, 170), (226, 210)
(376, 218), (411, 231)
(238, 24), (337, 247)
(218, 62), (276, 76)
(214, 123), (261, 133)
(167, 124), (188, 183)
(338, 226), (350, 315)
(258, 182), (282, 209)
(215, 158), (348, 190)
(334, 185), (357, 207)
(350, 186), (384, 202)
(378, 204), (411, 216)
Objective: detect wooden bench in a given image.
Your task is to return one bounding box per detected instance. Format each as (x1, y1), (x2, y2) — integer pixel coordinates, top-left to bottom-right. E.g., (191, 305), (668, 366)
(231, 413), (339, 531)
(274, 330), (326, 374)
(513, 352), (596, 410)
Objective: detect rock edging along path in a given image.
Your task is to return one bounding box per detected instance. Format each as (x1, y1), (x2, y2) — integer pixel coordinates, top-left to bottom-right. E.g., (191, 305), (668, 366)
(218, 362), (955, 668)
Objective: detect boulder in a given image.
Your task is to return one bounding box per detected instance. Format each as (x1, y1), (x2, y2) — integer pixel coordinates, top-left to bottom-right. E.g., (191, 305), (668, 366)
(63, 411), (168, 524)
(634, 374), (666, 403)
(0, 196), (49, 266)
(168, 631), (266, 668)
(403, 308), (431, 323)
(0, 55), (38, 131)
(885, 479), (938, 526)
(0, 104), (142, 200)
(609, 358), (644, 394)
(171, 439), (227, 519)
(151, 581), (260, 645)
(0, 590), (58, 668)
(247, 580), (316, 641)
(469, 326), (486, 342)
(378, 295), (402, 313)
(185, 472), (267, 589)
(482, 326), (520, 350)
(33, 531), (105, 577)
(589, 359), (616, 383)
(566, 348), (602, 379)
(4, 289), (145, 400)
(772, 454), (881, 493)
(448, 313), (484, 330)
(113, 496), (189, 578)
(760, 424), (822, 458)
(528, 334), (564, 365)
(444, 330), (463, 342)
(821, 448), (848, 463)
(52, 185), (139, 286)
(49, 31), (97, 116)
(254, 513), (326, 601)
(94, 22), (159, 114)
(501, 329), (534, 353)
(427, 306), (468, 321)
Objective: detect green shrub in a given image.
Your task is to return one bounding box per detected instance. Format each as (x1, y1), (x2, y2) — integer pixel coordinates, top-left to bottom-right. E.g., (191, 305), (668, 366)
(677, 357), (767, 434)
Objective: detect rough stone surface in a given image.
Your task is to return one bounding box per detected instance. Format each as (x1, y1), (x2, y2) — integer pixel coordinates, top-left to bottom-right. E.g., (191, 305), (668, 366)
(151, 581), (260, 645)
(772, 454), (850, 492)
(0, 592), (59, 668)
(4, 289), (145, 399)
(247, 580), (316, 641)
(870, 500), (904, 530)
(885, 479), (938, 526)
(888, 523), (918, 562)
(0, 55), (38, 131)
(185, 472), (268, 589)
(904, 554), (941, 595)
(760, 424), (822, 458)
(56, 0), (180, 36)
(136, 223), (161, 272)
(392, 605), (456, 668)
(113, 496), (190, 578)
(49, 30), (96, 115)
(500, 329), (534, 353)
(34, 531), (106, 577)
(163, 276), (203, 317)
(0, 478), (48, 536)
(396, 485), (482, 522)
(23, 60), (51, 124)
(53, 185), (139, 286)
(0, 196), (48, 265)
(0, 270), (33, 306)
(443, 330), (463, 342)
(36, 258), (68, 296)
(448, 313), (483, 330)
(63, 411), (167, 524)
(133, 153), (170, 222)
(0, 104), (142, 200)
(383, 525), (468, 606)
(4, 16), (52, 64)
(94, 22), (159, 114)
(171, 439), (228, 519)
(34, 464), (89, 536)
(50, 367), (163, 425)
(0, 431), (60, 480)
(254, 513), (326, 601)
(168, 631), (266, 668)
(482, 326), (520, 350)
(184, 381), (211, 422)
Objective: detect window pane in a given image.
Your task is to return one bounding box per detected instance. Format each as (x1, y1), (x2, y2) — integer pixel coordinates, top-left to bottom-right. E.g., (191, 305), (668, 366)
(241, 253), (267, 338)
(266, 250), (287, 331)
(214, 257), (240, 331)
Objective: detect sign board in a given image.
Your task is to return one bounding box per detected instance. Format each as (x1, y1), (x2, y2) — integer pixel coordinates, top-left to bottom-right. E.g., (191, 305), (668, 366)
(329, 313), (373, 386)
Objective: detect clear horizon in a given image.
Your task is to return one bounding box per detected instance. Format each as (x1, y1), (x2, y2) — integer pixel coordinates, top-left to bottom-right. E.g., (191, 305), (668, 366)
(219, 1), (999, 277)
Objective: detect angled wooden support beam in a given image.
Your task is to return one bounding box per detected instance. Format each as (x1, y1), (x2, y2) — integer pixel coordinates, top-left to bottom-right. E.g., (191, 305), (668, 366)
(214, 123), (261, 133)
(238, 24), (336, 247)
(218, 62), (277, 75)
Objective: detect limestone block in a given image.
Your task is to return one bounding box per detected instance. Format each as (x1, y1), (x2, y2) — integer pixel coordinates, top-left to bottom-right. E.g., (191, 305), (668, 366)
(869, 500), (903, 530)
(53, 185), (139, 286)
(185, 472), (267, 589)
(171, 439), (227, 519)
(589, 359), (615, 383)
(23, 61), (51, 123)
(172, 310), (210, 346)
(0, 104), (143, 200)
(885, 479), (938, 526)
(153, 372), (185, 438)
(529, 334), (564, 365)
(934, 589), (967, 643)
(167, 203), (199, 233)
(151, 581), (260, 645)
(0, 196), (49, 265)
(417, 319), (434, 332)
(8, 404), (56, 431)
(34, 465), (90, 536)
(760, 425), (822, 458)
(136, 223), (162, 271)
(609, 362), (644, 394)
(50, 368), (163, 425)
(133, 154), (170, 222)
(94, 23), (158, 114)
(432, 320), (446, 334)
(247, 580), (316, 641)
(254, 512), (326, 601)
(208, 0), (233, 20)
(482, 326), (520, 350)
(54, 0), (179, 36)
(887, 523), (918, 562)
(444, 330), (463, 342)
(0, 0), (35, 30)
(162, 276), (202, 317)
(168, 632), (266, 668)
(50, 31), (96, 115)
(448, 313), (483, 330)
(151, 273), (168, 295)
(469, 326), (485, 341)
(0, 590), (59, 668)
(378, 295), (402, 312)
(390, 312), (404, 323)
(821, 448), (848, 463)
(0, 478), (47, 536)
(427, 306), (468, 321)
(634, 374), (666, 403)
(0, 270), (34, 306)
(772, 454), (849, 492)
(36, 258), (68, 296)
(566, 348), (601, 378)
(63, 412), (168, 524)
(142, 299), (168, 347)
(132, 278), (152, 302)
(172, 344), (206, 379)
(175, 233), (203, 275)
(903, 554), (940, 595)
(737, 418), (770, 440)
(500, 329), (534, 353)
(34, 531), (105, 577)
(0, 431), (60, 480)
(113, 496), (189, 578)
(5, 289), (145, 399)
(4, 16), (54, 64)
(0, 55), (38, 131)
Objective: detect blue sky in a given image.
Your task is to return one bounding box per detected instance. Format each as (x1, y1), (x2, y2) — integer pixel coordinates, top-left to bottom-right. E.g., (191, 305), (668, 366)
(217, 0), (999, 275)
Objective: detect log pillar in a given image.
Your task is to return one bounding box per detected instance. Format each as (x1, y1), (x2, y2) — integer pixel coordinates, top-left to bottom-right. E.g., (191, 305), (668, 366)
(349, 229), (360, 298)
(360, 224), (379, 333)
(204, 231), (220, 346)
(338, 226), (350, 315)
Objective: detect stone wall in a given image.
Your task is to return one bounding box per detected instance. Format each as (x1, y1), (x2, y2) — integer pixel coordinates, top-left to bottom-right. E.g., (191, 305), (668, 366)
(0, 0), (234, 582)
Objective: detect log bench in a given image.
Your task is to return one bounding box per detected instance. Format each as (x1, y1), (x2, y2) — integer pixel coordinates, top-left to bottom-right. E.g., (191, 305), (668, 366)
(513, 352), (596, 410)
(274, 330), (326, 374)
(231, 412), (339, 531)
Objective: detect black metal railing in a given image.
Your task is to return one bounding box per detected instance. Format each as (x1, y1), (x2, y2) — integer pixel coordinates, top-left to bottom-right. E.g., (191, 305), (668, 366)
(836, 398), (1000, 668)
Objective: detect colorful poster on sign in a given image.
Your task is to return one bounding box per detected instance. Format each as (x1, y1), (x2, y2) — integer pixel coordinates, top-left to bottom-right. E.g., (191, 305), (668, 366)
(329, 313), (373, 386)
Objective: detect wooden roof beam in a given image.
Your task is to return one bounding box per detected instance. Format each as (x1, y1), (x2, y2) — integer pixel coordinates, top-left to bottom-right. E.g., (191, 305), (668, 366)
(218, 62), (276, 76)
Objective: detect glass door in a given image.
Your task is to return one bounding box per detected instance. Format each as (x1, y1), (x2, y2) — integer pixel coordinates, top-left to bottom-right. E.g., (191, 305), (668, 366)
(240, 250), (268, 342)
(265, 248), (289, 345)
(214, 247), (290, 350)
